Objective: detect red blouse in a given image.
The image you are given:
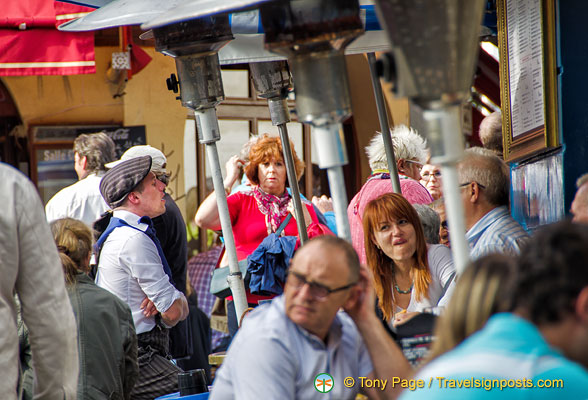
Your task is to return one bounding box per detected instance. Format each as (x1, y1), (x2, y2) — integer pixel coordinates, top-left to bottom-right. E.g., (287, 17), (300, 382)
(224, 190), (332, 303)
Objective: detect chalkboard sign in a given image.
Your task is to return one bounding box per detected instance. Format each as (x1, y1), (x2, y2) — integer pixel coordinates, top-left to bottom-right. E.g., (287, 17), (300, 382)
(31, 125), (147, 204)
(32, 125), (146, 158)
(102, 126), (147, 158)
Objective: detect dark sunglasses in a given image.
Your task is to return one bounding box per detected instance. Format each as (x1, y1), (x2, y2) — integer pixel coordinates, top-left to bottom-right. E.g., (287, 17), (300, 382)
(156, 173), (170, 185)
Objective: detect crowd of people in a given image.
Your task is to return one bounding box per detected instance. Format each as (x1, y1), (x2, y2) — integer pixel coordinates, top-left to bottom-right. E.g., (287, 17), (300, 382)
(3, 113), (588, 399)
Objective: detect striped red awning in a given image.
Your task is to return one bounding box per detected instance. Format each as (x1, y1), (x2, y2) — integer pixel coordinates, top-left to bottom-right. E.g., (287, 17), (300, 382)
(0, 1), (96, 76)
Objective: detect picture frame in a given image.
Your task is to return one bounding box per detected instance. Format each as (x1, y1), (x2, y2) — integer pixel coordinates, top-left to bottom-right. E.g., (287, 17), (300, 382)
(497, 0), (559, 162)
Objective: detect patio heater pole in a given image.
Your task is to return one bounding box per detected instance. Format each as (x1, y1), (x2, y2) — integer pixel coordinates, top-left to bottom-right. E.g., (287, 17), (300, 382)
(153, 19), (248, 324)
(367, 52), (401, 193)
(249, 61), (308, 243)
(257, 0), (365, 241)
(374, 0), (486, 274)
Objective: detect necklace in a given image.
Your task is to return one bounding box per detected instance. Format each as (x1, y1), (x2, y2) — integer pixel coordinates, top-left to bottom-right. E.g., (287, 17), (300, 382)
(394, 282), (413, 294)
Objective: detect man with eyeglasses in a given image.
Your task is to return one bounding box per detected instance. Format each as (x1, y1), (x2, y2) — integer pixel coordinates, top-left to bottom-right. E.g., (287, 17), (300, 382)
(211, 236), (411, 400)
(102, 145), (192, 361)
(457, 148), (528, 260)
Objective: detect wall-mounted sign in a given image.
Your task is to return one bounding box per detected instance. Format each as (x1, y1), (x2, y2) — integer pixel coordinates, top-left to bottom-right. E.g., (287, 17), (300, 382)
(30, 124), (147, 204)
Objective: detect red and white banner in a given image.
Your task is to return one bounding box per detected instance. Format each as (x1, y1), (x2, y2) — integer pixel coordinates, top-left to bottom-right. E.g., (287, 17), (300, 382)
(0, 1), (96, 76)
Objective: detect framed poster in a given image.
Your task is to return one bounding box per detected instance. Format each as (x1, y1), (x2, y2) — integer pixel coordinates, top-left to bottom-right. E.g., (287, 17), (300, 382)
(497, 0), (559, 161)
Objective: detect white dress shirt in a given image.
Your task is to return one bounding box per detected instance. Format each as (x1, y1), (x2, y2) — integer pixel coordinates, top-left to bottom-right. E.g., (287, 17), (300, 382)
(96, 210), (182, 334)
(45, 172), (110, 227)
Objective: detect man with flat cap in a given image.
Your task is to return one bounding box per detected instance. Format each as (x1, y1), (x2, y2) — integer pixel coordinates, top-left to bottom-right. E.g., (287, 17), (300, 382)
(96, 155), (189, 400)
(103, 145), (192, 361)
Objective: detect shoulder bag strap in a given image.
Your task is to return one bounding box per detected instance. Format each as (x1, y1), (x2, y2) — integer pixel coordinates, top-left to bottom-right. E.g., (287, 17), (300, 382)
(276, 214), (293, 236)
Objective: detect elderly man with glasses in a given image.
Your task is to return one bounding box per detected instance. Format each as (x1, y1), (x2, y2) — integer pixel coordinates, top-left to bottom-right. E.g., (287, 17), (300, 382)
(211, 235), (411, 400)
(457, 148), (528, 260)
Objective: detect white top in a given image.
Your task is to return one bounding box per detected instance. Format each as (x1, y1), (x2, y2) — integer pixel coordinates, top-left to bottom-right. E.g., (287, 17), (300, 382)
(45, 172), (109, 227)
(394, 244), (456, 316)
(96, 210), (182, 334)
(1, 163), (78, 399)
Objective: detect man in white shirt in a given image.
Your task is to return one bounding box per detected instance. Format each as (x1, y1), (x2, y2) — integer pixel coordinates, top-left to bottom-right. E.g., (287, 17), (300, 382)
(96, 155), (189, 400)
(45, 132), (116, 226)
(104, 145), (192, 360)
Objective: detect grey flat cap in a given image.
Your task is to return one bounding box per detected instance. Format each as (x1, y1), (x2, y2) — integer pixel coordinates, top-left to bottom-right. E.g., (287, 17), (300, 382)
(100, 155), (152, 209)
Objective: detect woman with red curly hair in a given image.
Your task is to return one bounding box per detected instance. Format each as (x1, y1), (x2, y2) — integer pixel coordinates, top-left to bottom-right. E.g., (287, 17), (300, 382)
(195, 134), (331, 336)
(362, 193), (455, 327)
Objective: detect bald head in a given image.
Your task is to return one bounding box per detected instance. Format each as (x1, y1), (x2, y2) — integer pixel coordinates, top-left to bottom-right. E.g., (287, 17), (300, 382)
(294, 236), (360, 282)
(571, 181), (588, 224)
(479, 111), (503, 157)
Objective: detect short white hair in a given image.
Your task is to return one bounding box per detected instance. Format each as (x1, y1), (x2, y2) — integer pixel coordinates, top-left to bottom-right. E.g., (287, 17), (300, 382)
(366, 125), (427, 171)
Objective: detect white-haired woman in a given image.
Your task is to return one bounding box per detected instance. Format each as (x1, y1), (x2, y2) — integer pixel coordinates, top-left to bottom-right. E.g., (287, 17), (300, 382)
(348, 125), (433, 265)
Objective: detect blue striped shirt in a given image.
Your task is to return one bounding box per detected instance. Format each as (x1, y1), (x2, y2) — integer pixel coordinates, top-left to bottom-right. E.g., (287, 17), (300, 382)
(466, 206), (529, 260)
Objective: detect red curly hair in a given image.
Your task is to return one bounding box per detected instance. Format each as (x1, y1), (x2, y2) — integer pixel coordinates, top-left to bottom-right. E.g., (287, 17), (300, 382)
(244, 134), (305, 186)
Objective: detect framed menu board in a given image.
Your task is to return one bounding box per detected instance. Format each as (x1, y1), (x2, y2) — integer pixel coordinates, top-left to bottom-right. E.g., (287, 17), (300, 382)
(497, 0), (559, 161)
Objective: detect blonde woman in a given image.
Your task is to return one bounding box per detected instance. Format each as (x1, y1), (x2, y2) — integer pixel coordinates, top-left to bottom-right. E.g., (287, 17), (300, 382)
(426, 254), (517, 361)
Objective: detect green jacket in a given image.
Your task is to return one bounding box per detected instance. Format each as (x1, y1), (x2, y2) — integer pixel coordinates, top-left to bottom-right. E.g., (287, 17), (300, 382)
(21, 273), (139, 400)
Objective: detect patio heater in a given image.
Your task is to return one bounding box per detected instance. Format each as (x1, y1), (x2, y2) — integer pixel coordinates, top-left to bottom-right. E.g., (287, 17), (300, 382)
(256, 0), (365, 241)
(150, 16), (251, 321)
(249, 61), (309, 244)
(374, 0), (486, 274)
(59, 0), (283, 326)
(149, 0), (365, 241)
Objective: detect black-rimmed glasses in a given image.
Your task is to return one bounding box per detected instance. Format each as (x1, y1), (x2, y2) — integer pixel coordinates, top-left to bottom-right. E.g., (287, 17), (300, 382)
(287, 271), (357, 301)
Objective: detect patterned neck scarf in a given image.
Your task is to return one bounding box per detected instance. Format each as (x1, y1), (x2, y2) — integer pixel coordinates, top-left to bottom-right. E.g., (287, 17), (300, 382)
(252, 186), (291, 234)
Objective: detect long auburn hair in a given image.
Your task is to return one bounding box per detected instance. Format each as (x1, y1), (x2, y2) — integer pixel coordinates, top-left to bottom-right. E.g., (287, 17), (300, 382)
(363, 193), (431, 321)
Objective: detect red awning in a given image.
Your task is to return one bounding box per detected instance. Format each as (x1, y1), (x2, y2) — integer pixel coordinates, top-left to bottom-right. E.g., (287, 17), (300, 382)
(0, 1), (96, 76)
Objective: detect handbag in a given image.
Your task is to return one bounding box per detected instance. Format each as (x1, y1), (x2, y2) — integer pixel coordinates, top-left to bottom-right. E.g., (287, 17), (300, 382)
(210, 214), (292, 298)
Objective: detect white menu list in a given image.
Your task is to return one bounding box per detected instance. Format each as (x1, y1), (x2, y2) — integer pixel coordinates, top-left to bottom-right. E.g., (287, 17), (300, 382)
(506, 0), (544, 139)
